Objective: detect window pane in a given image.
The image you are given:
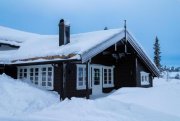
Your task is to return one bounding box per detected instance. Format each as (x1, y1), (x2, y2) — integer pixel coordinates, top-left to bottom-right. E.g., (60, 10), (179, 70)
(42, 69), (46, 81)
(142, 76), (144, 81)
(24, 69), (27, 72)
(78, 67), (83, 77)
(94, 69), (100, 85)
(35, 77), (38, 81)
(30, 73), (33, 76)
(48, 76), (52, 81)
(79, 81), (83, 86)
(104, 69), (107, 84)
(48, 72), (52, 76)
(79, 77), (83, 81)
(108, 69), (111, 80)
(78, 67), (84, 86)
(42, 77), (46, 81)
(30, 77), (33, 80)
(35, 81), (38, 85)
(42, 82), (46, 86)
(42, 68), (46, 71)
(48, 67), (52, 71)
(20, 69), (23, 72)
(30, 68), (33, 72)
(48, 82), (52, 86)
(24, 73), (27, 78)
(84, 68), (86, 81)
(35, 68), (38, 72)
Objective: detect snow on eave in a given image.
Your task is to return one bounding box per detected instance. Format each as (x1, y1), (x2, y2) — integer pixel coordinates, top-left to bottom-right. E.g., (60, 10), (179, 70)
(11, 54), (80, 64)
(0, 39), (20, 47)
(126, 31), (160, 77)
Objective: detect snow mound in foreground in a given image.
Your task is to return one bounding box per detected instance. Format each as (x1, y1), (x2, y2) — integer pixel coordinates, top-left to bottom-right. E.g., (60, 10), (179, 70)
(108, 78), (180, 117)
(25, 78), (180, 121)
(0, 74), (59, 116)
(1, 75), (180, 121)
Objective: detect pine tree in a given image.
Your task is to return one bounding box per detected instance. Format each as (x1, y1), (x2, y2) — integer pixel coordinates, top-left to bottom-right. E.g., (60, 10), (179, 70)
(153, 36), (161, 70)
(104, 27), (108, 30)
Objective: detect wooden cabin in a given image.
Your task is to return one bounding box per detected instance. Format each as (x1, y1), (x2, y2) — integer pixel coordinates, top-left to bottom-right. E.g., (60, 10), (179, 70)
(0, 19), (160, 99)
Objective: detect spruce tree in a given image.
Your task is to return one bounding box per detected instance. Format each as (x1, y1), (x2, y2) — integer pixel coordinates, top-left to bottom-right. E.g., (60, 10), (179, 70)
(153, 36), (161, 70)
(104, 27), (108, 30)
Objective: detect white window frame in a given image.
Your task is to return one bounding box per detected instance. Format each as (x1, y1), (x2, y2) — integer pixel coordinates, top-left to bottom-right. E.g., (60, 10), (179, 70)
(17, 64), (54, 90)
(140, 71), (150, 86)
(76, 64), (114, 90)
(102, 66), (114, 88)
(76, 64), (86, 90)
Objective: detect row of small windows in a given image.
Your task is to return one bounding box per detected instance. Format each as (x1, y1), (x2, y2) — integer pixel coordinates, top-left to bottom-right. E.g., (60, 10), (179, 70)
(18, 65), (53, 90)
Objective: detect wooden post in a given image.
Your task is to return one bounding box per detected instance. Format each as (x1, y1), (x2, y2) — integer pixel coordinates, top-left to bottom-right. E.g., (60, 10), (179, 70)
(62, 62), (67, 99)
(86, 61), (90, 99)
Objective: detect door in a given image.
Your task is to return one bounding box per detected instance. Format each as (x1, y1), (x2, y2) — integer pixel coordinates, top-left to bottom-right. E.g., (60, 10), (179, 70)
(92, 66), (102, 95)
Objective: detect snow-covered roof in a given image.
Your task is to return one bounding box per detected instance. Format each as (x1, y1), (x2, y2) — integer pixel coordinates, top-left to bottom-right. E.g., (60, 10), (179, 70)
(0, 28), (124, 63)
(0, 26), (39, 46)
(0, 26), (160, 76)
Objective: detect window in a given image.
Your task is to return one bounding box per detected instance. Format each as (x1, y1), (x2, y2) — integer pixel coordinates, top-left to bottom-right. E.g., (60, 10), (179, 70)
(42, 67), (47, 86)
(76, 64), (114, 90)
(48, 67), (53, 87)
(35, 68), (39, 85)
(103, 66), (114, 87)
(76, 64), (86, 90)
(104, 69), (107, 84)
(17, 64), (54, 90)
(94, 69), (100, 85)
(30, 68), (34, 82)
(140, 71), (150, 85)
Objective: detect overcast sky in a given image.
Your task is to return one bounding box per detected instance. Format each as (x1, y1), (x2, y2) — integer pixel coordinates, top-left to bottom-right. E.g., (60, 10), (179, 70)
(0, 0), (180, 66)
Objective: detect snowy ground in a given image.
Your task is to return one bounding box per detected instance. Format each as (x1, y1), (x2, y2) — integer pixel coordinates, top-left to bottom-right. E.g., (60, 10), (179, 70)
(0, 74), (180, 121)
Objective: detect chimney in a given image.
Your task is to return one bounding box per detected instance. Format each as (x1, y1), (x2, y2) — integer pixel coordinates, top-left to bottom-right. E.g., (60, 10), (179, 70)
(58, 19), (70, 46)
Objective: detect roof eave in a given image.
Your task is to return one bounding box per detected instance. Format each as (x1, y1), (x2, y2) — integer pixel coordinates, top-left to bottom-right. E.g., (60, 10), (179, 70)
(81, 30), (125, 63)
(126, 32), (160, 77)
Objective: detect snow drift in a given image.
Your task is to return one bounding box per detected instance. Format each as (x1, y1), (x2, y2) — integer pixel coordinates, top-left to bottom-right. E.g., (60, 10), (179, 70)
(0, 74), (59, 117)
(0, 74), (180, 121)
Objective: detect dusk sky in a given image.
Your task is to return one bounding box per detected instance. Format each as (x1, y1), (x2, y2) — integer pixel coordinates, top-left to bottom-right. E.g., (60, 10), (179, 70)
(0, 0), (180, 66)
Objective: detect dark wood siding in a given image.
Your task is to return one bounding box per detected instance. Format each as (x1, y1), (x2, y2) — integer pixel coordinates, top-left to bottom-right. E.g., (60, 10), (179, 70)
(4, 65), (17, 79)
(53, 63), (63, 94)
(90, 42), (138, 92)
(65, 63), (90, 98)
(115, 55), (136, 88)
(0, 65), (4, 74)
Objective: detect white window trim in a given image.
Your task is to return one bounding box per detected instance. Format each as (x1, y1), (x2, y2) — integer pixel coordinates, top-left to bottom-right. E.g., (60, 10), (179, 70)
(76, 64), (86, 90)
(102, 66), (114, 88)
(17, 64), (54, 90)
(140, 71), (150, 86)
(91, 65), (103, 87)
(76, 64), (115, 90)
